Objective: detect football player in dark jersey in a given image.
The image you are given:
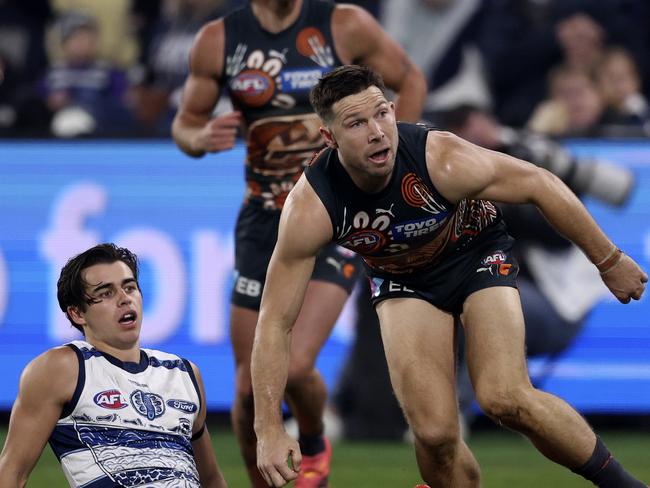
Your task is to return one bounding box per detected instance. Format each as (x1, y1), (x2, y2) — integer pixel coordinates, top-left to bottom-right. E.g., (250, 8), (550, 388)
(172, 1), (426, 486)
(251, 65), (647, 488)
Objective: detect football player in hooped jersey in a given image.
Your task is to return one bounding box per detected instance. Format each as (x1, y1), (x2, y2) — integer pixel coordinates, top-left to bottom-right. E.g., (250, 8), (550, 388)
(251, 66), (648, 487)
(0, 244), (227, 488)
(172, 1), (426, 486)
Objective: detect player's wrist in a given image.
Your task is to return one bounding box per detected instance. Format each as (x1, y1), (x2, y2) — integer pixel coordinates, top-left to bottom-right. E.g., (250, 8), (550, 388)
(595, 246), (623, 275)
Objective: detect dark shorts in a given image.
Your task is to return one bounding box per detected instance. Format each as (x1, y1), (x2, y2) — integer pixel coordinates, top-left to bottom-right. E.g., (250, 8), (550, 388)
(232, 203), (363, 310)
(368, 222), (519, 314)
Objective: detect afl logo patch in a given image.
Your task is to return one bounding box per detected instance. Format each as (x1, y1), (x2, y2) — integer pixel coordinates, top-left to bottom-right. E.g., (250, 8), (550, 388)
(130, 390), (165, 420)
(230, 69), (275, 107)
(93, 389), (128, 410)
(166, 399), (198, 414)
(341, 230), (386, 254)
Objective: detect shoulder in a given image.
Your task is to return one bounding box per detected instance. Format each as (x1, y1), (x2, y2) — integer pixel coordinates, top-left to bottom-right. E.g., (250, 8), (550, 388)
(20, 346), (78, 403)
(189, 18), (225, 75)
(331, 4), (379, 42)
(279, 175), (333, 250)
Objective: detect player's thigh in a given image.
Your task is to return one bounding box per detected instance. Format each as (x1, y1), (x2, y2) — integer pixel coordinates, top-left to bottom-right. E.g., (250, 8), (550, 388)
(461, 286), (531, 398)
(289, 279), (350, 367)
(376, 297), (458, 425)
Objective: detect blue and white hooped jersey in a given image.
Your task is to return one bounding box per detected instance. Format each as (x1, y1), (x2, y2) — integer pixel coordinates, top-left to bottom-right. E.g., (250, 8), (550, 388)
(49, 340), (202, 487)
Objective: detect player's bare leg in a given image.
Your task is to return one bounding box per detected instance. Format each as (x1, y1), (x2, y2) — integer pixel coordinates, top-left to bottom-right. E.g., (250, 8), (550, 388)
(377, 298), (481, 487)
(463, 287), (646, 486)
(231, 305), (268, 487)
(231, 280), (348, 487)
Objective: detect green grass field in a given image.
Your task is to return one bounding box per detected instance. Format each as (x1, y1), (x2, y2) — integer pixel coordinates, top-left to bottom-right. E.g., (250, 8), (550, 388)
(2, 426), (649, 487)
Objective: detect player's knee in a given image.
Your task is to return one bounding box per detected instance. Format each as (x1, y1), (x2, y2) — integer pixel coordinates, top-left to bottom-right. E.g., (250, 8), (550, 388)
(411, 422), (459, 454)
(286, 355), (316, 386)
(475, 385), (532, 427)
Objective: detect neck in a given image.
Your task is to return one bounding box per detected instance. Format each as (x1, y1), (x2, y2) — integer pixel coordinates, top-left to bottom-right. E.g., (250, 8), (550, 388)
(88, 339), (141, 363)
(251, 0), (302, 33)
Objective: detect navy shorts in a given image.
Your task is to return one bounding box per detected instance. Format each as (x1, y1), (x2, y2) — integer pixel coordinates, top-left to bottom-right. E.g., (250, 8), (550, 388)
(232, 203), (363, 310)
(368, 222), (519, 314)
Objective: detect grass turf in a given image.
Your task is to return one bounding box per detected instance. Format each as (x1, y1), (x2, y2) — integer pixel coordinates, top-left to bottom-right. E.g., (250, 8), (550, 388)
(2, 426), (649, 487)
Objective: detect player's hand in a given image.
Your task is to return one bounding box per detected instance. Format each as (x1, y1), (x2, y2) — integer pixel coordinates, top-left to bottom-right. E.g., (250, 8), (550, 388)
(192, 111), (241, 153)
(600, 253), (648, 304)
(256, 429), (301, 487)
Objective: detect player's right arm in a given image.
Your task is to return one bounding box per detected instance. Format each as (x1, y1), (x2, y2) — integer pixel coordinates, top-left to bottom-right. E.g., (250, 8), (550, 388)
(252, 176), (333, 487)
(0, 347), (77, 487)
(172, 19), (241, 158)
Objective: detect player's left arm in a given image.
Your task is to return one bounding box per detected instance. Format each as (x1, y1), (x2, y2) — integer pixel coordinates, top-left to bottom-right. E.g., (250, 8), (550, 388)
(189, 362), (228, 488)
(428, 130), (648, 303)
(332, 4), (427, 122)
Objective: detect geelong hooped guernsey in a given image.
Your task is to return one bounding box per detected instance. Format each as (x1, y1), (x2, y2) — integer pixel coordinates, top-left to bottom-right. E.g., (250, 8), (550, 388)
(304, 123), (502, 279)
(49, 340), (202, 487)
(221, 0), (343, 210)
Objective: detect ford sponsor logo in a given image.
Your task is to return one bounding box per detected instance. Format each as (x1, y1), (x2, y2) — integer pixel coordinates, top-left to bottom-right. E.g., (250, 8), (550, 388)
(166, 399), (198, 413)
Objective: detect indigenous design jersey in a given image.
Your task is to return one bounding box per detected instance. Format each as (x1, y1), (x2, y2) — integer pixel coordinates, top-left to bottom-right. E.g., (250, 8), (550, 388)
(49, 340), (201, 488)
(305, 123), (501, 277)
(221, 0), (343, 210)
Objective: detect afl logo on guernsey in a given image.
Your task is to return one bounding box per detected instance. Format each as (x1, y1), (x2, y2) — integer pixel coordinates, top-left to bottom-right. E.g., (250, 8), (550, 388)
(130, 390), (165, 420)
(341, 230), (386, 254)
(93, 389), (128, 409)
(230, 69), (275, 107)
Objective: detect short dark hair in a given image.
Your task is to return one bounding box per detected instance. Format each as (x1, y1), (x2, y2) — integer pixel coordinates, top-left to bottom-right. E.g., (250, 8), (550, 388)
(57, 243), (139, 333)
(310, 65), (387, 123)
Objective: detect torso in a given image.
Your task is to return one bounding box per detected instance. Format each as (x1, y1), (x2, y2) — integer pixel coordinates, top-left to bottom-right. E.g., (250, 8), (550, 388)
(221, 0), (343, 210)
(49, 340), (201, 488)
(305, 123), (501, 277)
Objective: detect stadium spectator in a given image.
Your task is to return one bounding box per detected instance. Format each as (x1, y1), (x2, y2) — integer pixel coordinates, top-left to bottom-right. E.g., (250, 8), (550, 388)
(42, 12), (136, 137)
(528, 66), (604, 137)
(172, 2), (426, 486)
(477, 0), (650, 127)
(596, 47), (650, 136)
(47, 0), (139, 69)
(0, 243), (227, 487)
(251, 65), (648, 488)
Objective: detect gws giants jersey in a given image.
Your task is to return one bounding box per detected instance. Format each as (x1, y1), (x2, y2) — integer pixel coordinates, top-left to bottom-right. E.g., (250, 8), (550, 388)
(305, 123), (502, 279)
(49, 340), (202, 487)
(221, 0), (343, 210)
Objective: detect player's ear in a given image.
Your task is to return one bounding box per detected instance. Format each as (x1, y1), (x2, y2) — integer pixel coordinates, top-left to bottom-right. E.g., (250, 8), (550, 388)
(320, 126), (337, 149)
(67, 306), (87, 327)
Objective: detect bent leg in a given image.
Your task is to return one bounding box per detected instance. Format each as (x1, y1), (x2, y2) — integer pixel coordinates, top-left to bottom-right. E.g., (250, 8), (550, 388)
(377, 298), (480, 488)
(463, 286), (596, 467)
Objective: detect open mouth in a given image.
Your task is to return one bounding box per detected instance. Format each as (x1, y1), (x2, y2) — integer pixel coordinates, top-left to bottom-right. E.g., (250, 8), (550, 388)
(118, 311), (137, 326)
(368, 148), (390, 164)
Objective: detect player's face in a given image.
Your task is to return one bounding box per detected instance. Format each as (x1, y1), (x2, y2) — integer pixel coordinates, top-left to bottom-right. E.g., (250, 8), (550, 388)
(72, 261), (143, 351)
(323, 86), (398, 193)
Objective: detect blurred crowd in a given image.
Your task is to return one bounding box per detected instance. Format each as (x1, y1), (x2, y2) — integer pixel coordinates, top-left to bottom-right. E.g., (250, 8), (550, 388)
(1, 0), (649, 139)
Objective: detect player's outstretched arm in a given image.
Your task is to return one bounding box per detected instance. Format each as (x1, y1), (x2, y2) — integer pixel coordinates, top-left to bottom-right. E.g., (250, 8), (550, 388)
(332, 4), (427, 122)
(172, 19), (241, 158)
(188, 362), (228, 488)
(252, 177), (333, 487)
(427, 130), (648, 303)
(0, 347), (77, 487)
